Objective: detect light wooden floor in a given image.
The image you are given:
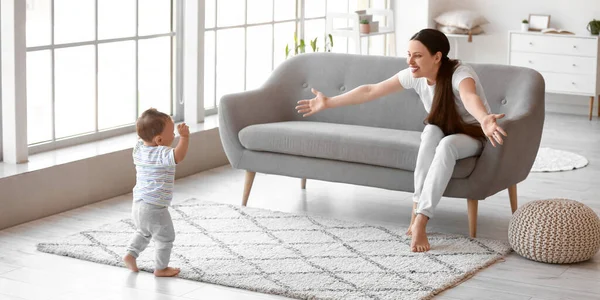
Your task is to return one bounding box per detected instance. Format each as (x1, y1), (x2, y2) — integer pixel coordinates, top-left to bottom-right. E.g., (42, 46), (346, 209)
(1, 111), (599, 300)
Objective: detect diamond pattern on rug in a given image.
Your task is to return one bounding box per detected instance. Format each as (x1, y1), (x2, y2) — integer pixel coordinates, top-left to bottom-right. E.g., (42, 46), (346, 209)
(37, 198), (511, 300)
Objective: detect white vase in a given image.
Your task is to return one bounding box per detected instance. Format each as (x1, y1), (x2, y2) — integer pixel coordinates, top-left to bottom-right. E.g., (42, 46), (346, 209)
(521, 23), (530, 32)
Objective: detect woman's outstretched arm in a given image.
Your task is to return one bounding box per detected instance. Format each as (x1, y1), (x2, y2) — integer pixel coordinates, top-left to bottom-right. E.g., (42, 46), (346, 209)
(458, 78), (507, 147)
(296, 73), (404, 117)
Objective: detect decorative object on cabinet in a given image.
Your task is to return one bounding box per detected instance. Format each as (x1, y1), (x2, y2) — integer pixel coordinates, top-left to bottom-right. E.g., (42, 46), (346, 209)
(508, 30), (600, 120)
(541, 28), (575, 35)
(588, 19), (600, 35)
(521, 19), (530, 32)
(528, 14), (550, 31)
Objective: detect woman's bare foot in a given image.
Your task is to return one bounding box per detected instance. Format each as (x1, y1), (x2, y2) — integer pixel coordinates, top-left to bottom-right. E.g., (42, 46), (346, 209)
(410, 214), (430, 252)
(406, 203), (418, 236)
(123, 254), (139, 272)
(154, 267), (180, 277)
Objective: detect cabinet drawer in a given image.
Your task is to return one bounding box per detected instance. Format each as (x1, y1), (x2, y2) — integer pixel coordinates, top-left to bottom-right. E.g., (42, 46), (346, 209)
(511, 34), (598, 57)
(541, 72), (595, 94)
(510, 52), (596, 75)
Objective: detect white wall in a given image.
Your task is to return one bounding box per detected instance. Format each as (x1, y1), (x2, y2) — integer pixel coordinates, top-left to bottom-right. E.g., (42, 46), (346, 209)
(395, 0), (600, 114)
(437, 0), (600, 64)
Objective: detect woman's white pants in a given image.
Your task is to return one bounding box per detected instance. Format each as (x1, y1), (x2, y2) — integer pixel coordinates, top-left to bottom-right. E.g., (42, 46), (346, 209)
(412, 124), (484, 218)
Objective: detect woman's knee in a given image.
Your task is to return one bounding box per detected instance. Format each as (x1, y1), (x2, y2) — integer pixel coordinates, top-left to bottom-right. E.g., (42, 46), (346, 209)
(421, 124), (444, 141)
(435, 137), (459, 159)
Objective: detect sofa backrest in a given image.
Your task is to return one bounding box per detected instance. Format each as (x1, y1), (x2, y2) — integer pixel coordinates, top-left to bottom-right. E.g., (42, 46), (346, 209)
(265, 52), (544, 132)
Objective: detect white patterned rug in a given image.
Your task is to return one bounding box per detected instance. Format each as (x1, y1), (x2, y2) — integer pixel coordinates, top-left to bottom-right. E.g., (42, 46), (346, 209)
(37, 199), (511, 300)
(531, 147), (588, 172)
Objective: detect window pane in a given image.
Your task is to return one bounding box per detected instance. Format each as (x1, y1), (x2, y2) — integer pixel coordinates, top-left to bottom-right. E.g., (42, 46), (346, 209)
(371, 0), (387, 9)
(349, 0), (360, 11)
(349, 38), (359, 54)
(246, 25), (273, 90)
(304, 19), (325, 52)
(98, 42), (136, 130)
(331, 36), (348, 53)
(368, 35), (385, 56)
(205, 0), (216, 28)
(216, 28), (244, 107)
(217, 0), (245, 27)
(327, 0), (348, 13)
(248, 0), (273, 24)
(98, 0), (136, 40)
(204, 31), (216, 109)
(328, 0), (350, 35)
(55, 46), (95, 139)
(274, 0), (295, 21)
(54, 0), (95, 44)
(139, 0), (172, 36)
(27, 50), (52, 144)
(273, 22), (296, 68)
(139, 37), (172, 115)
(305, 0), (326, 18)
(26, 0), (51, 47)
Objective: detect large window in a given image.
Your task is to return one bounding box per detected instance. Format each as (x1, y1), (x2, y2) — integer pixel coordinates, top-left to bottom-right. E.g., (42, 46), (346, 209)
(25, 0), (180, 153)
(203, 0), (391, 113)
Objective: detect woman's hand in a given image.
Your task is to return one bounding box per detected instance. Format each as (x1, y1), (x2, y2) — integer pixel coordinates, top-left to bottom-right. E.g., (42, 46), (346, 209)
(481, 114), (507, 147)
(296, 88), (329, 117)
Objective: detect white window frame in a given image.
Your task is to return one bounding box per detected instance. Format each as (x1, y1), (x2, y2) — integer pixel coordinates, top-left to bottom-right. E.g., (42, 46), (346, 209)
(24, 0), (184, 155)
(1, 0), (208, 164)
(204, 0), (331, 116)
(1, 0), (28, 164)
(203, 0), (390, 116)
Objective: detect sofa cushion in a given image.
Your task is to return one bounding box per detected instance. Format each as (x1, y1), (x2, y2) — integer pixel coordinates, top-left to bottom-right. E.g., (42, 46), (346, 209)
(239, 121), (477, 179)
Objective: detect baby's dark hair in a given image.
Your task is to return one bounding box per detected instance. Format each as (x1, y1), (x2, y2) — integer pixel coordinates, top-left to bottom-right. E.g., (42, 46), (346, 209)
(136, 108), (171, 142)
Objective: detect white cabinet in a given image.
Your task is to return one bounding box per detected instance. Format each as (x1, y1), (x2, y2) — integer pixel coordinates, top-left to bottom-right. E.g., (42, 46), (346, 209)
(508, 31), (600, 120)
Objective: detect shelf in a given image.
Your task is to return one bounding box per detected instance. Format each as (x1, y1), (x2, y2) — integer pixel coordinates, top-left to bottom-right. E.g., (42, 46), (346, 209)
(330, 27), (395, 38)
(326, 8), (396, 55)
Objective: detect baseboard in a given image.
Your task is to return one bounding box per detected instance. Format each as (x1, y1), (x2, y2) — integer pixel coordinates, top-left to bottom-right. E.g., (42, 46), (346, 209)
(0, 128), (229, 230)
(545, 93), (596, 117)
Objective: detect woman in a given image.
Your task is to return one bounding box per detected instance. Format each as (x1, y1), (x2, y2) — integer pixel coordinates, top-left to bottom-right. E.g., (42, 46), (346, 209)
(295, 29), (507, 253)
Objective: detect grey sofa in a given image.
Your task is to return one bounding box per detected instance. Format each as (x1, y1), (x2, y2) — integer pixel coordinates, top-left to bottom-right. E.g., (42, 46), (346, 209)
(219, 52), (545, 237)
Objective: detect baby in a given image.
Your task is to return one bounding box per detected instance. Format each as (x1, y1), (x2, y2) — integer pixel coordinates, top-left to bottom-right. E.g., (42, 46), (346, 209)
(123, 108), (189, 277)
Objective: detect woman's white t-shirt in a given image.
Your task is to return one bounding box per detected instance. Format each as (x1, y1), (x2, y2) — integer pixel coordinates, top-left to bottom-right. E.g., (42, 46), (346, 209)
(397, 64), (491, 125)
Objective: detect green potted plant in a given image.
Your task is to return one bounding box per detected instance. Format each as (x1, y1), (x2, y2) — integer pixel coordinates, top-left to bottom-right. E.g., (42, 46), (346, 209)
(587, 19), (600, 35)
(521, 19), (529, 32)
(360, 19), (370, 34)
(285, 33), (334, 59)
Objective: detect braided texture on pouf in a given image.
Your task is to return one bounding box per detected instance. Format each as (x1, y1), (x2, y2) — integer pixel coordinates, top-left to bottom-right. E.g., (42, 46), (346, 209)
(508, 199), (600, 264)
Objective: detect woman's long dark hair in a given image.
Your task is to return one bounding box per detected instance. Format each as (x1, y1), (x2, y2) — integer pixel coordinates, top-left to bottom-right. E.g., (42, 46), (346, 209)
(410, 29), (485, 139)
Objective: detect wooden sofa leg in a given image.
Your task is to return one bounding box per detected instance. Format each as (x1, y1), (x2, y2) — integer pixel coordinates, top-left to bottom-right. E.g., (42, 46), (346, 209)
(301, 178), (307, 189)
(242, 171), (256, 206)
(467, 199), (478, 238)
(508, 184), (518, 214)
(590, 96), (594, 121)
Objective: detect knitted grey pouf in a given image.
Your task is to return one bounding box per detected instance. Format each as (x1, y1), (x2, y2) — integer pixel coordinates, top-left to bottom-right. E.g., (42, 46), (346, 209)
(508, 199), (600, 264)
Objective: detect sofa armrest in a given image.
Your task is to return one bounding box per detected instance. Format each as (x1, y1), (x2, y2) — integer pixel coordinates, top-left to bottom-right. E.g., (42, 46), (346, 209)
(467, 106), (545, 199)
(219, 86), (294, 168)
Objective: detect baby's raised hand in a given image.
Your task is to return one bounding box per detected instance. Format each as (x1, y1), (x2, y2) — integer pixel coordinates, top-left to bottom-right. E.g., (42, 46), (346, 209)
(177, 123), (190, 138)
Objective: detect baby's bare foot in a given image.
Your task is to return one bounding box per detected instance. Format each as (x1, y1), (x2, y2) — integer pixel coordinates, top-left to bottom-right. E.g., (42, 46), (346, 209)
(123, 254), (139, 272)
(154, 267), (180, 277)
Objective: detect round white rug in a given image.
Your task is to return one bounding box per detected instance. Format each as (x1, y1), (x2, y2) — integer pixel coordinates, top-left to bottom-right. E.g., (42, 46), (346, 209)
(530, 147), (588, 172)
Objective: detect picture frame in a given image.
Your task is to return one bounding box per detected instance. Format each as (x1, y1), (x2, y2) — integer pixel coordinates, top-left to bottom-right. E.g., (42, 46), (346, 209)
(528, 14), (551, 31)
